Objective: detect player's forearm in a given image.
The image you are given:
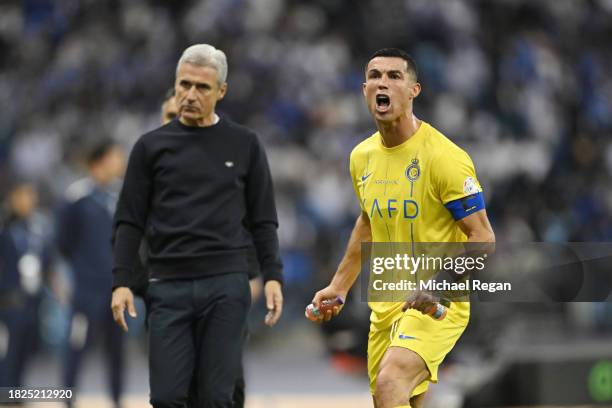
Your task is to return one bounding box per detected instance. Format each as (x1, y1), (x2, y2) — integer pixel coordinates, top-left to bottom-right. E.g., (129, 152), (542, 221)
(330, 214), (372, 293)
(466, 228), (495, 245)
(444, 210), (496, 280)
(431, 221), (495, 301)
(461, 209), (495, 246)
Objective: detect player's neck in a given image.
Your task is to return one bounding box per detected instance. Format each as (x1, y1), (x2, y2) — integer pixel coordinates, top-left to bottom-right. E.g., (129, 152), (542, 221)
(377, 113), (421, 148)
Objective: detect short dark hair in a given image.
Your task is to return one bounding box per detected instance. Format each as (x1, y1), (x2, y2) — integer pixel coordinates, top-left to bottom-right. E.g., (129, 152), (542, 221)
(86, 139), (118, 166)
(368, 48), (418, 81)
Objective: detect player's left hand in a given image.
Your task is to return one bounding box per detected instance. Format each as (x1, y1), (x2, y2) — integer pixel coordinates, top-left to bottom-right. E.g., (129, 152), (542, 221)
(264, 280), (283, 327)
(402, 290), (439, 314)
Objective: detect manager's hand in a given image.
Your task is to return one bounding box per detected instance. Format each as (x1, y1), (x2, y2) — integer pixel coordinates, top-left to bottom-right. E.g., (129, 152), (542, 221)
(111, 286), (137, 332)
(264, 280), (283, 327)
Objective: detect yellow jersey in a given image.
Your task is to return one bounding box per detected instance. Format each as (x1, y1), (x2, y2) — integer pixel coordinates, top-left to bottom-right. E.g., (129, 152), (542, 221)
(350, 121), (482, 330)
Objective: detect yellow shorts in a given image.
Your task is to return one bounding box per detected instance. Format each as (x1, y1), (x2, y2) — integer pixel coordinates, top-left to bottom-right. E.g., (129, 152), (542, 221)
(367, 307), (469, 397)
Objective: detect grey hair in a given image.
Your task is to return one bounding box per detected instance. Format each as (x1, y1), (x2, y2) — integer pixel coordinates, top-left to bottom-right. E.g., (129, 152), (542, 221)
(176, 44), (228, 85)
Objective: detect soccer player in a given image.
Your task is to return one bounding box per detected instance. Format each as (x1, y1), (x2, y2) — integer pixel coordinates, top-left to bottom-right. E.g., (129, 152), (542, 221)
(310, 48), (495, 408)
(111, 44), (283, 408)
(57, 140), (127, 408)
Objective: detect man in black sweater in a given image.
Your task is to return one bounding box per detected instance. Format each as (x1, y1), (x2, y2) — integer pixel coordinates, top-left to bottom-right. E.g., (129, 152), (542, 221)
(111, 44), (284, 408)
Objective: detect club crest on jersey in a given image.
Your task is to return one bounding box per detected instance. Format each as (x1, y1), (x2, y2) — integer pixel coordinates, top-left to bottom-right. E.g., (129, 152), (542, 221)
(405, 159), (420, 182)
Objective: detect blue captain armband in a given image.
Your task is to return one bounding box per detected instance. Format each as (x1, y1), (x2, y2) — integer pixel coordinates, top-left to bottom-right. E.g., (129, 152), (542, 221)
(445, 192), (485, 221)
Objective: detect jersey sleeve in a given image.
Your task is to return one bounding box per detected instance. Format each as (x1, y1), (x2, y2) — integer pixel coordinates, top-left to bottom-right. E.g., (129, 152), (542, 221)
(434, 147), (485, 220)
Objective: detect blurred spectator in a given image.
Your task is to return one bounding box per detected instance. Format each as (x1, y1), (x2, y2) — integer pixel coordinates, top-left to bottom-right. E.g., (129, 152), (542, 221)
(0, 181), (52, 388)
(56, 140), (126, 408)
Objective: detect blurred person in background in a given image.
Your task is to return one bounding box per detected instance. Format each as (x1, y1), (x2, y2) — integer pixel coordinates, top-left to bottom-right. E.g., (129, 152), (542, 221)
(111, 44), (282, 408)
(161, 88), (179, 124)
(0, 181), (51, 388)
(310, 48), (495, 408)
(56, 140), (127, 408)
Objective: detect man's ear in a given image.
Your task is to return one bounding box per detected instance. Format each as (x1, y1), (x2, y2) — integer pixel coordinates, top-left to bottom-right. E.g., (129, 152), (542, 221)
(362, 82), (367, 97)
(411, 83), (422, 99)
(218, 82), (228, 100)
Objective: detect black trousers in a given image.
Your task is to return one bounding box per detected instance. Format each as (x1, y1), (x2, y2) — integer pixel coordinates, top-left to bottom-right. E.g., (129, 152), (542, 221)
(230, 327), (248, 408)
(148, 273), (250, 408)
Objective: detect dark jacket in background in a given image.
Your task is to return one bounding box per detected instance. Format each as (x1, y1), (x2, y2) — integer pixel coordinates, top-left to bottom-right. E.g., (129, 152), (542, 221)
(57, 179), (116, 293)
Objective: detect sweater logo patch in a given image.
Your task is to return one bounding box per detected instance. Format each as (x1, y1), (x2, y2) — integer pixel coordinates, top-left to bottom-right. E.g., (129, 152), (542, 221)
(225, 161), (234, 168)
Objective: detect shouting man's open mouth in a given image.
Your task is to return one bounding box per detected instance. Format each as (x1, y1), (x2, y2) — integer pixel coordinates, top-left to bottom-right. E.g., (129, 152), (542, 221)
(375, 94), (391, 113)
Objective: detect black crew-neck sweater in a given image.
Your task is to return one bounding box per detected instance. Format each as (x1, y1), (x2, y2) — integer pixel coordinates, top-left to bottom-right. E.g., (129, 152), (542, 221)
(112, 117), (283, 287)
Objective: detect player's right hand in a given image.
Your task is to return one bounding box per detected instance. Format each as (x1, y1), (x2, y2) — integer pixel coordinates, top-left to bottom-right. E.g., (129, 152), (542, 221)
(309, 285), (347, 322)
(111, 287), (137, 332)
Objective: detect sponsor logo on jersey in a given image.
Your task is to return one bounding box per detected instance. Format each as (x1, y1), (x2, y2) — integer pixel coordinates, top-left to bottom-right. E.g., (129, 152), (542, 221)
(374, 179), (399, 185)
(368, 198), (419, 219)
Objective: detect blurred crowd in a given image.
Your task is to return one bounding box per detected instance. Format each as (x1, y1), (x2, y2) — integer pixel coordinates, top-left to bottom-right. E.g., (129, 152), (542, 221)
(1, 0), (612, 393)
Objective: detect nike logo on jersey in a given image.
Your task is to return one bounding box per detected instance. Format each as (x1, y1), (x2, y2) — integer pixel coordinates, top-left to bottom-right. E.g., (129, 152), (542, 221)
(361, 172), (373, 182)
(398, 333), (418, 340)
